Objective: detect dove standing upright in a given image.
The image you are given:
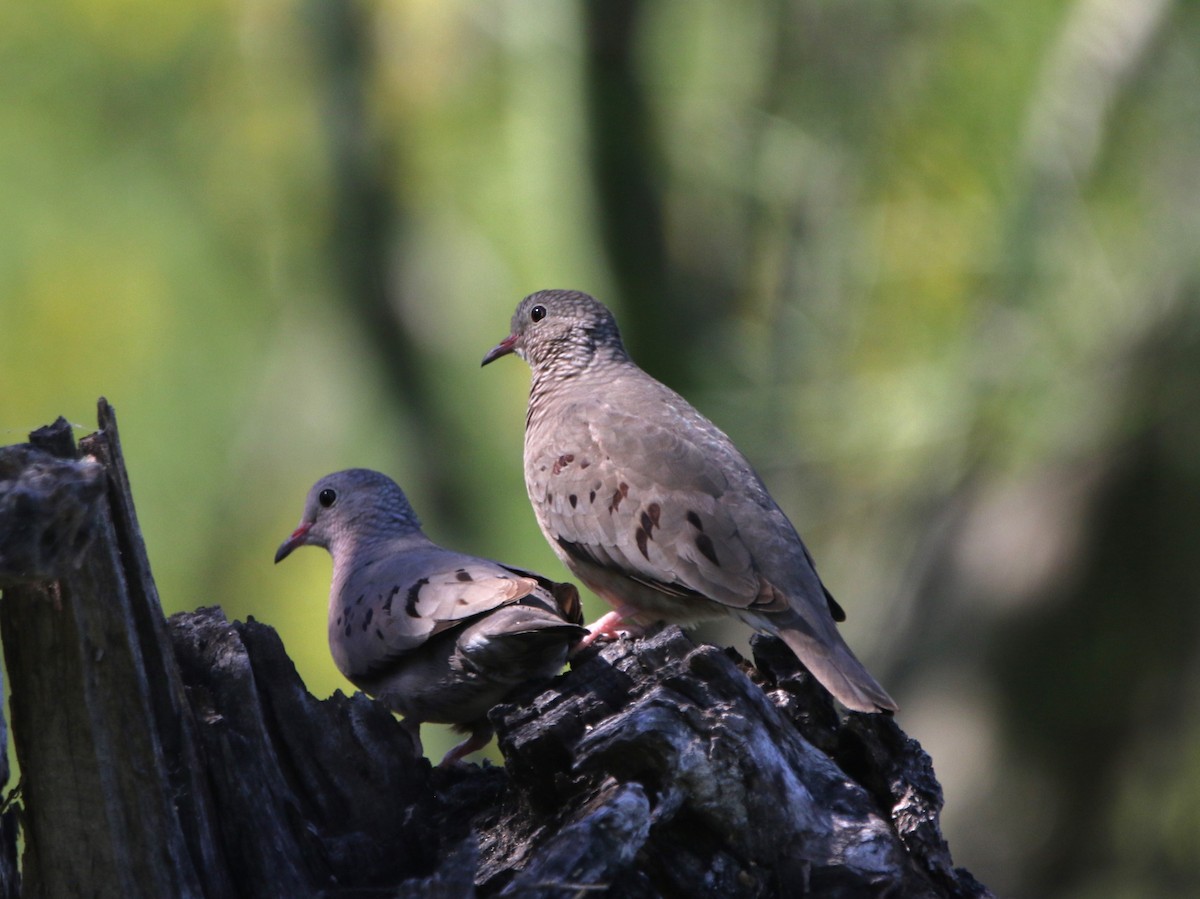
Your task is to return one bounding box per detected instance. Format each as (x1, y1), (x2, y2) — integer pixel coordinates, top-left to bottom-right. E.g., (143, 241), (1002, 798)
(274, 468), (587, 764)
(482, 290), (897, 713)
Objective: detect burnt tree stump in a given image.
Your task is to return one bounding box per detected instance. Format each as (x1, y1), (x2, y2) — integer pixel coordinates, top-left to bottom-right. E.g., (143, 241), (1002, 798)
(0, 401), (991, 898)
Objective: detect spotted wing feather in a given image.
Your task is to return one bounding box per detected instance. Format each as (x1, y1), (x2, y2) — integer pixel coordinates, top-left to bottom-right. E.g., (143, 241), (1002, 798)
(528, 394), (794, 613)
(333, 546), (537, 681)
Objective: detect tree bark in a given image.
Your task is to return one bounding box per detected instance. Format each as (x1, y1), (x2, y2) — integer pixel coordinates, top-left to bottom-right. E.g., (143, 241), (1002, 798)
(0, 401), (991, 898)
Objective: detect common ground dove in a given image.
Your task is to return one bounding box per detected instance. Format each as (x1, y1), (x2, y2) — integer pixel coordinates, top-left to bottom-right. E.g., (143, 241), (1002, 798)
(274, 468), (587, 764)
(482, 290), (897, 713)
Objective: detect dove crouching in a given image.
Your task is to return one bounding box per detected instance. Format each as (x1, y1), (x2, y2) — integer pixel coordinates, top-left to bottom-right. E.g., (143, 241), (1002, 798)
(275, 468), (587, 765)
(483, 289), (897, 714)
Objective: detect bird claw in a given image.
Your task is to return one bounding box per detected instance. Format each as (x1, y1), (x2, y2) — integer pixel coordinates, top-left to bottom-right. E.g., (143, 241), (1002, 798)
(569, 610), (645, 655)
(569, 629), (619, 656)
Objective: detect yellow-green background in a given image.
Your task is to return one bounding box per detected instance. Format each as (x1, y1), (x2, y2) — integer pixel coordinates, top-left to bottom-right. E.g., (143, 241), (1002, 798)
(3, 2), (1199, 896)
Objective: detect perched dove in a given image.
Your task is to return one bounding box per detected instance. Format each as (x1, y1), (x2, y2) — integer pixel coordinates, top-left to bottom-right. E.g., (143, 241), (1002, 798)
(274, 468), (587, 765)
(482, 290), (897, 713)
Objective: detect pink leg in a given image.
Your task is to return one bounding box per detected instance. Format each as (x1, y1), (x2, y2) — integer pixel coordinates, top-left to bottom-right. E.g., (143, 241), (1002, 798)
(438, 726), (493, 767)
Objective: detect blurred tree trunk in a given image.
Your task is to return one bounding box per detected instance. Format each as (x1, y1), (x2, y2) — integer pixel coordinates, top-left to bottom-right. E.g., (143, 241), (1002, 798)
(581, 0), (675, 370)
(0, 402), (991, 898)
(306, 0), (472, 530)
(580, 0), (734, 387)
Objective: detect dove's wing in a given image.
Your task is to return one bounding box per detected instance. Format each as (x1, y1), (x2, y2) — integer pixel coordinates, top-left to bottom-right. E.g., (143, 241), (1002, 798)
(452, 601), (587, 679)
(527, 384), (803, 614)
(332, 545), (539, 681)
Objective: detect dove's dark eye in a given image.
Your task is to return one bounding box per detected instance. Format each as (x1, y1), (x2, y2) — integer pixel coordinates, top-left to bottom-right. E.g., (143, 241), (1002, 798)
(318, 488), (337, 508)
(530, 304), (547, 323)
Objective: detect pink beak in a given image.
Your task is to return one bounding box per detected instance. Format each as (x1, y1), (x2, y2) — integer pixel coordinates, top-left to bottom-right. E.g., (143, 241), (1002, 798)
(481, 334), (517, 366)
(274, 522), (312, 564)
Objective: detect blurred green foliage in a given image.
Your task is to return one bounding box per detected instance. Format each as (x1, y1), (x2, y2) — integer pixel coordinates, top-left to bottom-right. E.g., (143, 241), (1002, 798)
(3, 1), (1199, 895)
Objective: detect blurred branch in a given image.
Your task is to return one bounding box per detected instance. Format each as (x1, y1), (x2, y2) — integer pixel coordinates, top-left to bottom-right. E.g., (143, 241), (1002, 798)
(305, 0), (470, 525)
(1021, 0), (1171, 187)
(999, 0), (1172, 307)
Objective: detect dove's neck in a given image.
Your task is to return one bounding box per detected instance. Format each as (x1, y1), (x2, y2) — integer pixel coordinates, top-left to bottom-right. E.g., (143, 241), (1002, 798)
(527, 350), (632, 429)
(329, 527), (429, 576)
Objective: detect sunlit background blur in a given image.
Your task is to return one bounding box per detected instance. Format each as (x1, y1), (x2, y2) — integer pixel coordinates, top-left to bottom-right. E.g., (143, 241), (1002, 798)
(3, 1), (1199, 895)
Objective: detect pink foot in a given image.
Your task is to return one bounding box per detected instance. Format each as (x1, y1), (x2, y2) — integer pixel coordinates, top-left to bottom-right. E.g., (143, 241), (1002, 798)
(572, 609), (649, 653)
(438, 727), (493, 767)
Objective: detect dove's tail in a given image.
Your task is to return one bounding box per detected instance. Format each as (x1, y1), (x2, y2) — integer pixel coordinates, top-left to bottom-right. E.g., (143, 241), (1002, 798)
(769, 616), (898, 713)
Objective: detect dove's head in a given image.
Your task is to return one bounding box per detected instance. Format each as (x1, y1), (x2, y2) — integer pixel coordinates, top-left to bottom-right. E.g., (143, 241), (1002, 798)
(274, 468), (422, 563)
(481, 290), (628, 375)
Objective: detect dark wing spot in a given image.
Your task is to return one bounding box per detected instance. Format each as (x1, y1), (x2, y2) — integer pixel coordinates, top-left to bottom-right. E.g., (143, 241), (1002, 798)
(589, 490), (596, 503)
(336, 614), (343, 626)
(405, 577), (430, 618)
(646, 502), (661, 528)
(375, 628), (384, 640)
(362, 608), (373, 630)
(635, 527), (650, 560)
(455, 569), (473, 582)
(382, 585), (400, 613)
(355, 594), (365, 605)
(569, 494), (578, 508)
(609, 482), (630, 513)
(580, 459), (591, 469)
(695, 533), (720, 566)
(686, 510), (704, 532)
(344, 623), (352, 637)
(552, 453), (575, 475)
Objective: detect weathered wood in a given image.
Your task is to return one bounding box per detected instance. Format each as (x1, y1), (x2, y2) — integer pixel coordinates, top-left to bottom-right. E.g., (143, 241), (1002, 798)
(0, 405), (225, 899)
(0, 403), (991, 897)
(169, 607), (438, 896)
(78, 405), (234, 897)
(483, 629), (990, 898)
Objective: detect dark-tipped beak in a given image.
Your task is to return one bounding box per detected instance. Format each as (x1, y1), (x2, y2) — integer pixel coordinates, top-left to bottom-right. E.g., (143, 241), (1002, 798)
(274, 523), (312, 564)
(481, 334), (517, 366)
